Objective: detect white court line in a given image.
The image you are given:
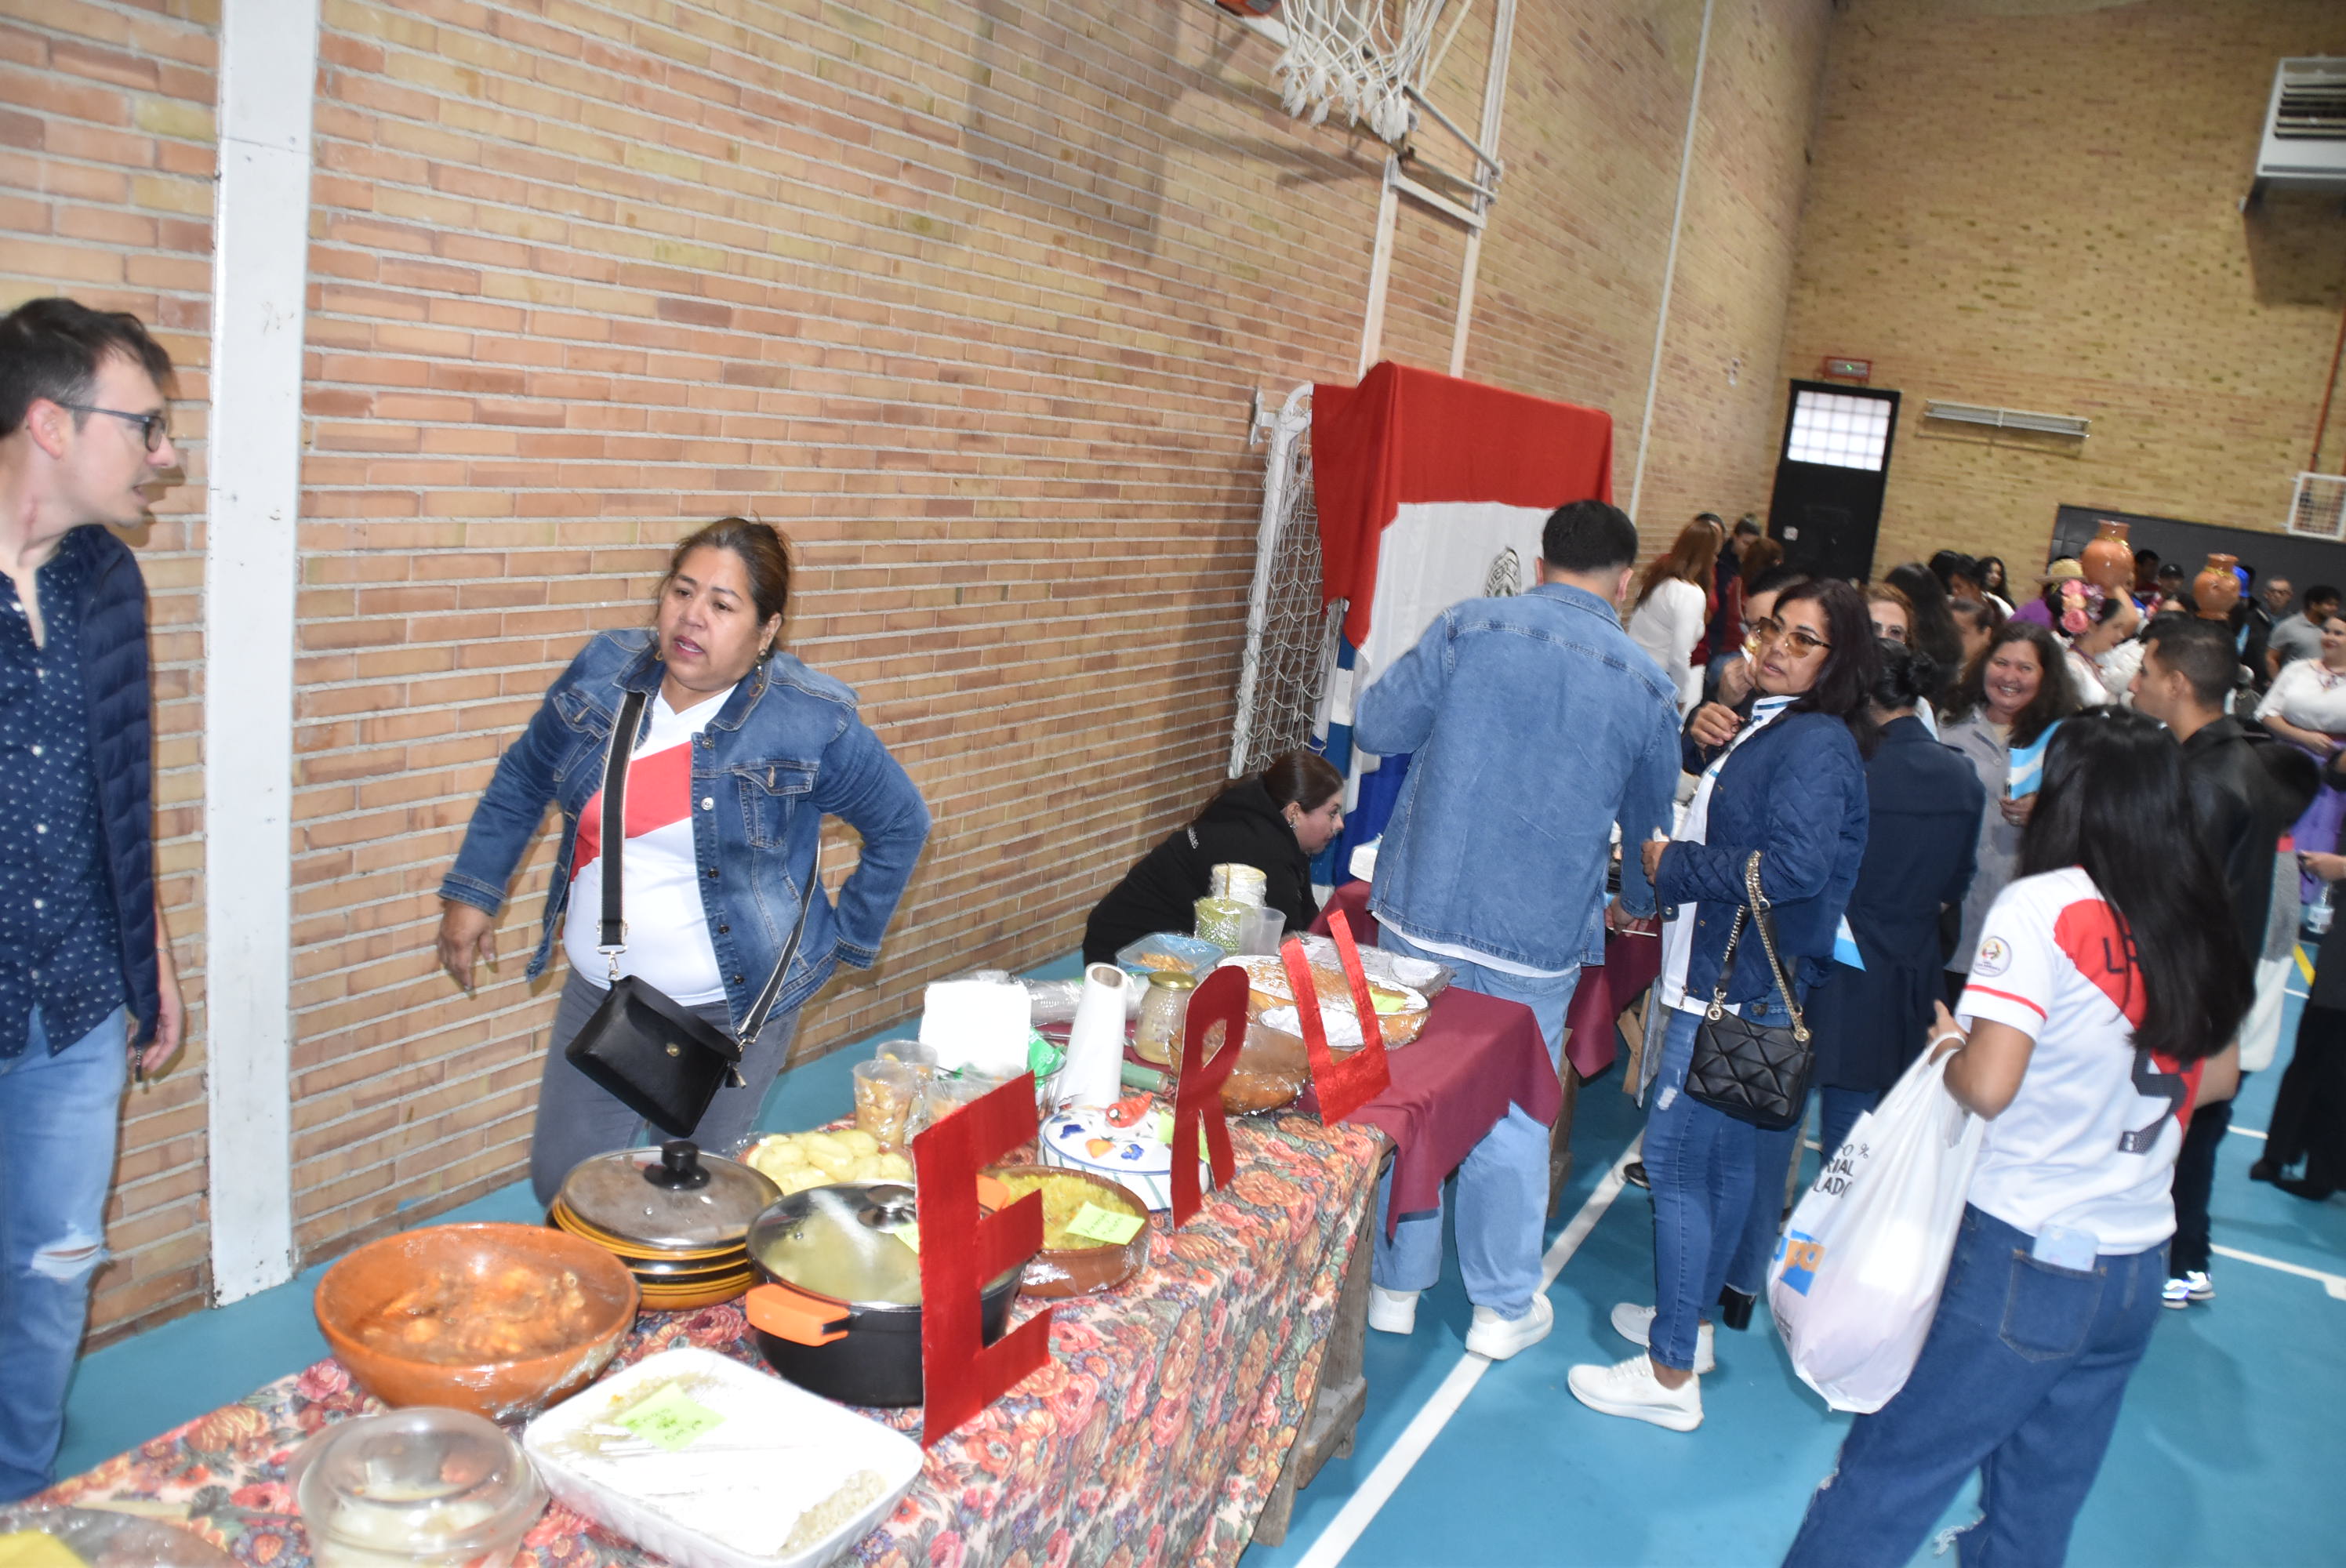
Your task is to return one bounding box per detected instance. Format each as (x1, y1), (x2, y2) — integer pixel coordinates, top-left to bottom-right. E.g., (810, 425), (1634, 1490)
(2230, 1125), (2268, 1140)
(1290, 1138), (1643, 1568)
(2210, 1243), (2346, 1301)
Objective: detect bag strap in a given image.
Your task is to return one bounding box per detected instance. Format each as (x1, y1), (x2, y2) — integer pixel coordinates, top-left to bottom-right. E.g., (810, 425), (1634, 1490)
(596, 689), (651, 968)
(735, 846), (822, 1051)
(1703, 851), (1810, 1042)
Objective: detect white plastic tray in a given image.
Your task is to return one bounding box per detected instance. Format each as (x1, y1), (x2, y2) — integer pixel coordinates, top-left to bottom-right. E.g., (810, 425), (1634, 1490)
(522, 1348), (921, 1568)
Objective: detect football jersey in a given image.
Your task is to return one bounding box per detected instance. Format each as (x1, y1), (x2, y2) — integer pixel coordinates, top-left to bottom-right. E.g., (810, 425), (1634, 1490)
(1957, 866), (2203, 1253)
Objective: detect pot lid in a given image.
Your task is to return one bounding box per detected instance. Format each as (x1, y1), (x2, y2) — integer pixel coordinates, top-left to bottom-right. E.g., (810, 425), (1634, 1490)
(747, 1181), (929, 1307)
(555, 1140), (779, 1251)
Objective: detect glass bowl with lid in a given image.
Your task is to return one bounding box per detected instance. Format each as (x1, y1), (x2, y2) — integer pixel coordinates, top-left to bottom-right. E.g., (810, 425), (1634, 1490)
(292, 1407), (546, 1567)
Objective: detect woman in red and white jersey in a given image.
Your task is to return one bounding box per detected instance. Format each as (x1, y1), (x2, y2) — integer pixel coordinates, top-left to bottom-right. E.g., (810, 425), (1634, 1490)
(1785, 707), (2250, 1567)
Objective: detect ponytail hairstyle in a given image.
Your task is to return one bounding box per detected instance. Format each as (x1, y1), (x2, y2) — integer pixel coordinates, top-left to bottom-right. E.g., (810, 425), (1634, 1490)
(2020, 708), (2251, 1061)
(664, 517), (793, 657)
(1257, 750), (1345, 817)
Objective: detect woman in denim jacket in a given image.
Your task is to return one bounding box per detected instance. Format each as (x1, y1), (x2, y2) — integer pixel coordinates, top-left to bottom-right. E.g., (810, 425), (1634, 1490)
(1570, 579), (1873, 1432)
(435, 520), (931, 1202)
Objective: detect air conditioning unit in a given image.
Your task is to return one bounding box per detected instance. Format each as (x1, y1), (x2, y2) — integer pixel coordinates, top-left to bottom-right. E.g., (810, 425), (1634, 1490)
(2257, 57), (2346, 191)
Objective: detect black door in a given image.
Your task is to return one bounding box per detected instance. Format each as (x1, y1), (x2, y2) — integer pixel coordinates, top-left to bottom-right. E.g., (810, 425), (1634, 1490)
(1764, 381), (1901, 583)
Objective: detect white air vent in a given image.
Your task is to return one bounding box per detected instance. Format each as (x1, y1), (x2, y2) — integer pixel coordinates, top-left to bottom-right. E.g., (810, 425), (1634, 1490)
(2257, 58), (2346, 191)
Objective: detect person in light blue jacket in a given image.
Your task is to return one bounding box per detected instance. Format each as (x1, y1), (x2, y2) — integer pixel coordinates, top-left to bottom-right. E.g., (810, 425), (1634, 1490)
(1352, 499), (1681, 1363)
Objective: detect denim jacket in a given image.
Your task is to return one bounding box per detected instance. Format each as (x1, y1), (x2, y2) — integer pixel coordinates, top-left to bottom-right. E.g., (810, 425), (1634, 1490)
(1654, 709), (1868, 1009)
(1354, 582), (1681, 971)
(439, 630), (932, 1029)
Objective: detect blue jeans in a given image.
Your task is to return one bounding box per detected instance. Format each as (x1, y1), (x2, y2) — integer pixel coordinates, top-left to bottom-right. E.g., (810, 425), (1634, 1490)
(1646, 1004), (1803, 1362)
(1783, 1206), (2166, 1568)
(1723, 1083), (1883, 1298)
(1370, 931), (1578, 1320)
(1819, 1085), (1880, 1169)
(0, 1006), (128, 1501)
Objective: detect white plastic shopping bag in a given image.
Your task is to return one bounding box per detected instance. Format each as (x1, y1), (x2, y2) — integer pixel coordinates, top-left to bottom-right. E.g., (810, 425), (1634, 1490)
(1767, 1049), (1985, 1414)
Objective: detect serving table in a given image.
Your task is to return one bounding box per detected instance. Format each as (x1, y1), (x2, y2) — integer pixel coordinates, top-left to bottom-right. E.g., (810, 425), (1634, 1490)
(39, 1111), (1382, 1568)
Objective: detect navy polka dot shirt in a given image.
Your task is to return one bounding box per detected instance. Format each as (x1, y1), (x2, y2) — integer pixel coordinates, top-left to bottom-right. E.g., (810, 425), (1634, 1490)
(0, 544), (124, 1057)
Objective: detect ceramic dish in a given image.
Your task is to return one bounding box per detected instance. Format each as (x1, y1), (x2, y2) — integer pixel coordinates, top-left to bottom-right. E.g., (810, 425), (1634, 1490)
(983, 1163), (1152, 1298)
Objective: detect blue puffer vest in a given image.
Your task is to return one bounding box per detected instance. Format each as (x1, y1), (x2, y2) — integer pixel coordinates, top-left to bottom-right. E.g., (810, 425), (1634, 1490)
(64, 524), (161, 1047)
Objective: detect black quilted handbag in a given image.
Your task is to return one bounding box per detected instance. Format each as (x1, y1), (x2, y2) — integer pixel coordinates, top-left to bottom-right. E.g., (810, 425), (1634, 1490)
(1684, 851), (1814, 1131)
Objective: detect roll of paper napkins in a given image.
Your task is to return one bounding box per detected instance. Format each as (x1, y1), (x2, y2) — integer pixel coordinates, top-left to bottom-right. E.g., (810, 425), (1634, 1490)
(919, 978), (1032, 1077)
(1054, 963), (1130, 1110)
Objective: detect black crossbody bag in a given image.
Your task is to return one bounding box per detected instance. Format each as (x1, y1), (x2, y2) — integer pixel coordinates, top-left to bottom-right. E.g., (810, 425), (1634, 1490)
(1684, 851), (1814, 1131)
(564, 688), (820, 1137)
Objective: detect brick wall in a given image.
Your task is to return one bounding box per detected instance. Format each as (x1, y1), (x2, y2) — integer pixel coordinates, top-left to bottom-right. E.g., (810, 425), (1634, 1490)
(0, 0), (216, 1341)
(1778, 0), (2346, 579)
(7, 0), (1837, 1342)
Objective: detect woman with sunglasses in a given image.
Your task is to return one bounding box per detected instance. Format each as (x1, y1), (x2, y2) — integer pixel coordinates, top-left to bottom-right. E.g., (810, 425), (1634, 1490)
(1568, 580), (1876, 1432)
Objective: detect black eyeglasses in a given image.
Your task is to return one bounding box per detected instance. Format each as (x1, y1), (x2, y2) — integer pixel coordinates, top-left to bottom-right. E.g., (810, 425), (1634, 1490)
(56, 402), (170, 452)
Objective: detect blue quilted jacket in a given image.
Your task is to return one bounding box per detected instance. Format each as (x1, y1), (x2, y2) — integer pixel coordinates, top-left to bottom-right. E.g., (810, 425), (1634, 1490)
(1654, 708), (1868, 1007)
(63, 524), (162, 1047)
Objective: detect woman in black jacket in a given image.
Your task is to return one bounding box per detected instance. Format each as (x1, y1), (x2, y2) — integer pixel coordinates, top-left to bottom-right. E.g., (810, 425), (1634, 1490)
(1081, 752), (1346, 963)
(1804, 641), (1987, 1163)
(2255, 750), (2346, 1200)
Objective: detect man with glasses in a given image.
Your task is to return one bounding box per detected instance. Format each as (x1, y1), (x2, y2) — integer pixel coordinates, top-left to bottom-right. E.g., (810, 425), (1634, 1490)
(0, 297), (185, 1501)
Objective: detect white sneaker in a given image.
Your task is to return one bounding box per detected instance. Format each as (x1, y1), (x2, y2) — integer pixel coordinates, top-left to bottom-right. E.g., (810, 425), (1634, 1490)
(1465, 1294), (1554, 1360)
(1368, 1286), (1419, 1334)
(1609, 1302), (1716, 1374)
(1567, 1353), (1704, 1431)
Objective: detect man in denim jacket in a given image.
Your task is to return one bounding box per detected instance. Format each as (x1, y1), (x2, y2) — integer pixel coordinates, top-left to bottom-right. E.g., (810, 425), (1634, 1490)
(1354, 499), (1681, 1359)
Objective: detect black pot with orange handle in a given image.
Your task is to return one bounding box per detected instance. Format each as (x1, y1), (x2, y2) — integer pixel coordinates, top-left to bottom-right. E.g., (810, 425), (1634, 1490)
(742, 1178), (1026, 1407)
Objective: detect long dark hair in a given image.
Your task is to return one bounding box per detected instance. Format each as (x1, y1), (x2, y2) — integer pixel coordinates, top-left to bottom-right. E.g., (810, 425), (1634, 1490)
(1944, 621), (2078, 747)
(1883, 562), (1965, 697)
(2020, 709), (2251, 1061)
(1771, 579), (1880, 748)
(1205, 750), (1343, 821)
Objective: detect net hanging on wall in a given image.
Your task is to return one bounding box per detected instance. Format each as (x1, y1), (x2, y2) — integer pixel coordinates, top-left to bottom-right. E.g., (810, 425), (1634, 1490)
(1271, 0), (1450, 145)
(1230, 386), (1342, 779)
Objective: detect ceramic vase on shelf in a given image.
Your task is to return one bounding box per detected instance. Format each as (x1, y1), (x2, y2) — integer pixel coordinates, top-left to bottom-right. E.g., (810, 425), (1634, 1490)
(2079, 520), (2133, 595)
(2194, 554), (2242, 620)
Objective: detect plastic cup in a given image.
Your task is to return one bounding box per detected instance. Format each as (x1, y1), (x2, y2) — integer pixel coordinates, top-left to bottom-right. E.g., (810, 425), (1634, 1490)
(1237, 907), (1287, 954)
(852, 1059), (917, 1150)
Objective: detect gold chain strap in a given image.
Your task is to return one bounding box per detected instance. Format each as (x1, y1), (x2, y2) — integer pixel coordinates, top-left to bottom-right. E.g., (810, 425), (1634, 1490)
(1702, 852), (1810, 1042)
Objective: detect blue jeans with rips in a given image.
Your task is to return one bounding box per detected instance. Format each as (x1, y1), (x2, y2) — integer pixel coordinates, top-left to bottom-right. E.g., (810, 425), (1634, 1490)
(1782, 1205), (2166, 1568)
(0, 1005), (128, 1501)
(1369, 929), (1578, 1321)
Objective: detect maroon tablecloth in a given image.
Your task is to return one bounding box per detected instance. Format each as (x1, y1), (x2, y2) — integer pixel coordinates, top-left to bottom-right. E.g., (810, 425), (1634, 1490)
(1305, 883), (1561, 1225)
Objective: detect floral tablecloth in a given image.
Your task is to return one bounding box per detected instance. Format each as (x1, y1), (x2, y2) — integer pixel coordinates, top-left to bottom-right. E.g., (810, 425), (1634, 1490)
(40, 1110), (1382, 1568)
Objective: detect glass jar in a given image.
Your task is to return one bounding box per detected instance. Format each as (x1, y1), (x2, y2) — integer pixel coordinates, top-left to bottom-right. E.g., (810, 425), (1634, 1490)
(1134, 971), (1200, 1065)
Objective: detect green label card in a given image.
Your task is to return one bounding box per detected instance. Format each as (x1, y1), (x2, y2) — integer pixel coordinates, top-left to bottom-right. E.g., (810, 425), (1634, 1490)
(892, 1221), (921, 1254)
(616, 1384), (725, 1451)
(1062, 1202), (1146, 1247)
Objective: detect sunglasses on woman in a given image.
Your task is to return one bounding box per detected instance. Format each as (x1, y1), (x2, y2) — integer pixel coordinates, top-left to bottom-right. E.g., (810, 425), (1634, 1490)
(1750, 616), (1832, 656)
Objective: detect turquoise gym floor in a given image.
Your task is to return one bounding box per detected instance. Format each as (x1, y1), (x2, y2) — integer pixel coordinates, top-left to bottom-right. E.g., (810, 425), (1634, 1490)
(60, 956), (2346, 1566)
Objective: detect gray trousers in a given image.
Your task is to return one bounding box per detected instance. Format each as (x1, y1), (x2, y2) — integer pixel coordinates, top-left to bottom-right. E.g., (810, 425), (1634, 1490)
(530, 969), (800, 1206)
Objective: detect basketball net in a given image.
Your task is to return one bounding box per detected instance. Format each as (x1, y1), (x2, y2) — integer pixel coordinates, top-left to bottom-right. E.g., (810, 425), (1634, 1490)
(1272, 0), (1447, 144)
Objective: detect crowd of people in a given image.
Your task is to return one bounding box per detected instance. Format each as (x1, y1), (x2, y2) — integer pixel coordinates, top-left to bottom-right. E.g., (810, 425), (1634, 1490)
(1341, 503), (2344, 1563)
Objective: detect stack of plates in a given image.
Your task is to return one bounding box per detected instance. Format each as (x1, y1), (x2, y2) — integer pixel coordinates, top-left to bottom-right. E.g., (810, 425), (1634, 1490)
(549, 1197), (756, 1310)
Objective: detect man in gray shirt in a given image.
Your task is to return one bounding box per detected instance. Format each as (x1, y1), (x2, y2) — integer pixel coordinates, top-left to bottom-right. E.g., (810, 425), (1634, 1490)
(2266, 583), (2338, 679)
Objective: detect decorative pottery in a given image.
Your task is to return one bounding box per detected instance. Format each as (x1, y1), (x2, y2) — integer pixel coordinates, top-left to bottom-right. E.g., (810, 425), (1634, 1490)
(2079, 519), (2133, 595)
(2193, 554), (2242, 620)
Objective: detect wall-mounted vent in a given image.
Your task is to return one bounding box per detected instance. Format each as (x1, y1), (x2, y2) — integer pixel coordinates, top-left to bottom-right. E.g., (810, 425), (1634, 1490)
(2289, 473), (2346, 542)
(2257, 57), (2346, 191)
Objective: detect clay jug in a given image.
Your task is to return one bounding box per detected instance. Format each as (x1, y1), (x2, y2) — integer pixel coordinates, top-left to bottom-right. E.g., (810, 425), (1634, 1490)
(2193, 554), (2241, 620)
(2079, 519), (2132, 595)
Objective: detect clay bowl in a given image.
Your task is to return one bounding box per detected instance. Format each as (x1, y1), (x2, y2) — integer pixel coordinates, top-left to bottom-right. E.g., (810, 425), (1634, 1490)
(315, 1221), (640, 1424)
(985, 1164), (1153, 1299)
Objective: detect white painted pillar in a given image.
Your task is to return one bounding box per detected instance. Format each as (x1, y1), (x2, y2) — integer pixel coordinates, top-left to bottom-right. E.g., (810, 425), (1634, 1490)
(202, 0), (319, 1304)
(1627, 0), (1718, 527)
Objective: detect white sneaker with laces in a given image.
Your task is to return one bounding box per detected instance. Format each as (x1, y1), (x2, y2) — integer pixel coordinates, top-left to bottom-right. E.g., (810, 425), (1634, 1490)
(1609, 1301), (1716, 1374)
(1567, 1353), (1704, 1431)
(1465, 1294), (1553, 1360)
(1368, 1286), (1419, 1334)
(2162, 1270), (2213, 1309)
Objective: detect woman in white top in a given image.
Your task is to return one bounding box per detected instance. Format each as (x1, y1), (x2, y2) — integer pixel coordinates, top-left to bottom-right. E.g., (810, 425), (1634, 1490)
(2054, 585), (2139, 706)
(1626, 519), (1719, 715)
(2257, 609), (2346, 901)
(1784, 708), (2249, 1567)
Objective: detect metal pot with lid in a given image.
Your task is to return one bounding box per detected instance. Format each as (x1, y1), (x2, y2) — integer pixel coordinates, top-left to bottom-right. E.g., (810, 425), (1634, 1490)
(550, 1139), (778, 1308)
(743, 1180), (1026, 1407)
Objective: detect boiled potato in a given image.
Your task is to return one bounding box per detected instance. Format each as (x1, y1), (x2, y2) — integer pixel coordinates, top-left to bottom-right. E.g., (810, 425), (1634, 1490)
(837, 1129), (880, 1157)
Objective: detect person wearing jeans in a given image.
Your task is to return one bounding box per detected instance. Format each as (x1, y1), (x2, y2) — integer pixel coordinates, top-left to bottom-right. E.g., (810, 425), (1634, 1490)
(0, 300), (188, 1501)
(1785, 710), (2249, 1566)
(1349, 499), (1680, 1361)
(1571, 580), (1873, 1432)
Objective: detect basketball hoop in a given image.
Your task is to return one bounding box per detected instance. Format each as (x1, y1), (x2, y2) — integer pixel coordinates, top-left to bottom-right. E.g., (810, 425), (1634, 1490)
(1270, 0), (1448, 145)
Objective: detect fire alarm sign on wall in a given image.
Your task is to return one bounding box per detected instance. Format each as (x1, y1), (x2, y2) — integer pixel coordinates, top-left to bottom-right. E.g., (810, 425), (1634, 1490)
(1821, 356), (1872, 383)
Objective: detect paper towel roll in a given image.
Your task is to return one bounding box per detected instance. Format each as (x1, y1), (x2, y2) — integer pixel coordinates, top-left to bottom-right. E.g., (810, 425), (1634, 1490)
(1055, 962), (1130, 1110)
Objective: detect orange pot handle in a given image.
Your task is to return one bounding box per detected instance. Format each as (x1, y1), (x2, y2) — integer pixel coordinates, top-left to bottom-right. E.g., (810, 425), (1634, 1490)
(975, 1174), (1015, 1215)
(744, 1283), (849, 1346)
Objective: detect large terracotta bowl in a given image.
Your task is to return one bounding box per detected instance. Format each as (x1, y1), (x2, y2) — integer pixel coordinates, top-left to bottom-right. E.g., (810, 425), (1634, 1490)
(315, 1222), (640, 1424)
